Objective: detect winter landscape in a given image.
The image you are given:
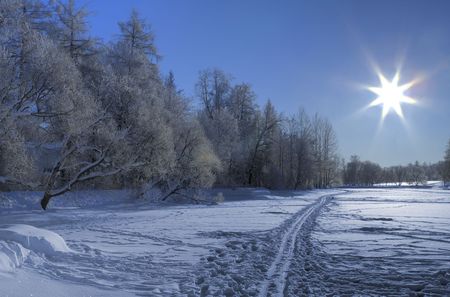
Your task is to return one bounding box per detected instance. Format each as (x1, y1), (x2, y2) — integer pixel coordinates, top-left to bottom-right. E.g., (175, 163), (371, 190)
(1, 0), (450, 296)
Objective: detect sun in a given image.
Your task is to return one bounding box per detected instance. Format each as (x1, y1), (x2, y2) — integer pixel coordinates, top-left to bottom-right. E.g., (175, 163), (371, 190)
(368, 72), (416, 119)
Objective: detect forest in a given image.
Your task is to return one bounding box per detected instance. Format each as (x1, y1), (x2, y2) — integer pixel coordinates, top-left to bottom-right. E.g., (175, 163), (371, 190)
(1, 0), (449, 210)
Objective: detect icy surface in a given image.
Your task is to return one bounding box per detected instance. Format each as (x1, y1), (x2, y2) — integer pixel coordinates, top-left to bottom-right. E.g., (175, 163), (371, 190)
(0, 188), (449, 296)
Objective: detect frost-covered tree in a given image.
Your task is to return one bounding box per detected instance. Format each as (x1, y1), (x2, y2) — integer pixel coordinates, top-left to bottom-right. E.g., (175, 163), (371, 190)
(163, 71), (190, 119)
(198, 111), (238, 184)
(52, 0), (95, 61)
(227, 83), (257, 133)
(225, 82), (258, 185)
(285, 109), (314, 189)
(102, 12), (174, 192)
(196, 69), (241, 185)
(360, 161), (382, 186)
(0, 116), (36, 189)
(196, 68), (232, 119)
(0, 2), (141, 209)
(310, 114), (339, 187)
(0, 2), (47, 188)
(443, 139), (450, 186)
(27, 35), (135, 209)
(344, 155), (362, 186)
(102, 13), (219, 200)
(0, 0), (350, 208)
(159, 74), (220, 198)
(114, 9), (159, 75)
(246, 100), (279, 186)
(161, 119), (220, 200)
(407, 161), (426, 186)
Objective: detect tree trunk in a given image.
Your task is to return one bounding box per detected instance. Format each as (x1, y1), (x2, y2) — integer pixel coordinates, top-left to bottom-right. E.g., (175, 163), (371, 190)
(41, 192), (52, 210)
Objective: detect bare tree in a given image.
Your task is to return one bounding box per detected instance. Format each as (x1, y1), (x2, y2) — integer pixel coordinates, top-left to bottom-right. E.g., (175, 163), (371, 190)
(311, 114), (338, 187)
(443, 139), (450, 186)
(196, 68), (232, 119)
(246, 100), (279, 186)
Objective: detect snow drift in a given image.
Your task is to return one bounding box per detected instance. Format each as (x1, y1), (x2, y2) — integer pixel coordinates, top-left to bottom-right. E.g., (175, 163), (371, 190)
(0, 241), (30, 273)
(0, 224), (71, 256)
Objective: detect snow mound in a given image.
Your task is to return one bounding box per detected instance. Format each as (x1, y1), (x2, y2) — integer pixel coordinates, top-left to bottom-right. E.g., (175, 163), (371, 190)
(0, 241), (30, 273)
(0, 225), (71, 256)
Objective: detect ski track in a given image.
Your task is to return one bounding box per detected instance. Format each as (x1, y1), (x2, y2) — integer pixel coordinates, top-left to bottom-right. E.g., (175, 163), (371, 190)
(194, 194), (333, 297)
(258, 195), (330, 297)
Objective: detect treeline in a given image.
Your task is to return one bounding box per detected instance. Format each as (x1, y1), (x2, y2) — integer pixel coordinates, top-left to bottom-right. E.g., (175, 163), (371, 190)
(1, 1), (447, 209)
(0, 0), (340, 209)
(196, 69), (340, 189)
(343, 146), (450, 187)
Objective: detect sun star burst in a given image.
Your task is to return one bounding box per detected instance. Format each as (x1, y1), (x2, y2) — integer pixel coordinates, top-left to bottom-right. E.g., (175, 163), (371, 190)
(368, 72), (416, 119)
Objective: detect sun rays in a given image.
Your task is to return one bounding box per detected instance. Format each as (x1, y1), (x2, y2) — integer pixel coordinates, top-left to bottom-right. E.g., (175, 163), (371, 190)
(367, 72), (417, 120)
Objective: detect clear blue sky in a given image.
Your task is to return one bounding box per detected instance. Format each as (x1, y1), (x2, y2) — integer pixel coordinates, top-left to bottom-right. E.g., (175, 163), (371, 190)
(81, 0), (450, 166)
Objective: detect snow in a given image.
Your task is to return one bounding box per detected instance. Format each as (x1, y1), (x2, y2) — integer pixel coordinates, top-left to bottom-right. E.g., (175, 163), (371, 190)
(0, 241), (29, 273)
(0, 187), (449, 296)
(0, 225), (71, 255)
(373, 180), (445, 188)
(0, 270), (135, 297)
(312, 188), (450, 295)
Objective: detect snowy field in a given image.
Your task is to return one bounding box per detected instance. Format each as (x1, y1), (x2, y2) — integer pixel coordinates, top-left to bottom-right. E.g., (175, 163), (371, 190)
(0, 188), (449, 296)
(312, 188), (450, 296)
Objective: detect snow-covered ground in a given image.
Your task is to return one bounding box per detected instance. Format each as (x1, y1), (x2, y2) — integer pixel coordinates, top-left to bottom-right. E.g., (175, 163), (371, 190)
(312, 188), (450, 296)
(0, 189), (336, 296)
(0, 187), (449, 296)
(373, 180), (445, 188)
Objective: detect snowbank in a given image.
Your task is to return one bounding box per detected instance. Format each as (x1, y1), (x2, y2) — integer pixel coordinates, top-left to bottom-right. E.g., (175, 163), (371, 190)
(0, 241), (30, 273)
(0, 224), (71, 256)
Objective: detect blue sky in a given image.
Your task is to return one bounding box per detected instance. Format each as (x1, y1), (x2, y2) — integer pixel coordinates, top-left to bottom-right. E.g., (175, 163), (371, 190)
(81, 0), (450, 166)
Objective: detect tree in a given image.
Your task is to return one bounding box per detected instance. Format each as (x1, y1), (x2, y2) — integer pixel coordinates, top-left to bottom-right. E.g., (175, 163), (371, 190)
(360, 161), (381, 186)
(198, 110), (238, 185)
(0, 2), (48, 189)
(344, 155), (362, 186)
(280, 109), (314, 189)
(443, 139), (450, 186)
(115, 9), (159, 75)
(392, 166), (407, 187)
(0, 114), (36, 189)
(246, 100), (279, 186)
(53, 0), (95, 61)
(227, 83), (257, 134)
(196, 68), (232, 119)
(94, 14), (170, 194)
(407, 161), (426, 186)
(163, 71), (190, 119)
(1, 1), (350, 207)
(196, 69), (239, 185)
(0, 4), (143, 209)
(31, 38), (137, 209)
(161, 119), (220, 200)
(311, 114), (339, 187)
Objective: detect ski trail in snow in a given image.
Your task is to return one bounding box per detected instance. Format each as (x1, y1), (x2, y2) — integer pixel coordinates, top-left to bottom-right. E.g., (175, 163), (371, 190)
(258, 195), (331, 297)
